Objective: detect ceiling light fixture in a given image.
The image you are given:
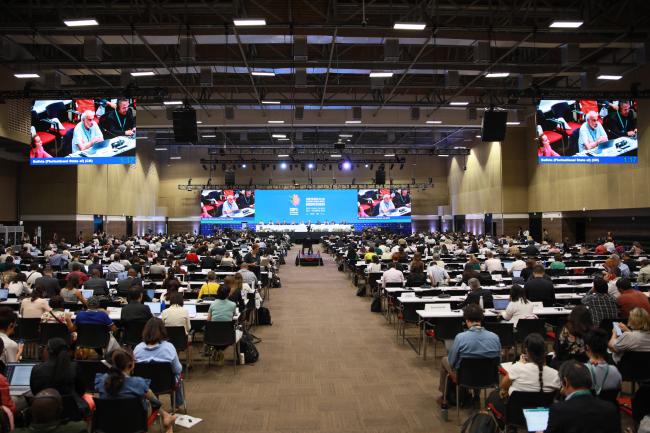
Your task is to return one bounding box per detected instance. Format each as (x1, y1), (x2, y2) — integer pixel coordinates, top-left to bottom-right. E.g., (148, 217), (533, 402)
(169, 156), (182, 160)
(485, 72), (510, 78)
(597, 74), (623, 80)
(202, 135), (216, 138)
(369, 72), (394, 78)
(549, 21), (584, 28)
(449, 101), (469, 106)
(154, 147), (168, 151)
(234, 19), (267, 26)
(277, 154), (290, 157)
(345, 120), (361, 124)
(130, 71), (155, 77)
(63, 18), (99, 27)
(506, 121), (521, 125)
(272, 134), (286, 138)
(330, 154), (342, 158)
(14, 73), (40, 79)
(426, 120), (442, 124)
(267, 120), (285, 124)
(393, 22), (426, 30)
(384, 153), (396, 157)
(339, 134), (353, 138)
(251, 71), (275, 77)
(261, 100), (281, 104)
(163, 101), (183, 105)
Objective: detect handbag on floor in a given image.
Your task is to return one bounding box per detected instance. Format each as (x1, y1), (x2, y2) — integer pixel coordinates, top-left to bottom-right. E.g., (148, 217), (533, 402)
(370, 294), (382, 312)
(239, 332), (259, 364)
(461, 410), (499, 433)
(258, 307), (272, 325)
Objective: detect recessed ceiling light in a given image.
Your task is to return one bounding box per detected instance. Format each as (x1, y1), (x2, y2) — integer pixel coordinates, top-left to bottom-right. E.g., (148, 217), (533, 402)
(278, 138), (290, 141)
(426, 120), (442, 124)
(449, 101), (469, 106)
(262, 100), (281, 104)
(130, 71), (155, 77)
(485, 72), (510, 78)
(251, 71), (276, 77)
(169, 156), (182, 160)
(330, 154), (342, 158)
(393, 22), (426, 30)
(549, 21), (583, 28)
(202, 135), (216, 138)
(277, 154), (290, 157)
(506, 121), (521, 125)
(369, 72), (394, 78)
(233, 19), (267, 26)
(345, 120), (361, 124)
(437, 154), (449, 157)
(597, 74), (623, 80)
(268, 120), (285, 124)
(196, 121), (202, 124)
(14, 73), (40, 79)
(63, 18), (99, 27)
(384, 153), (396, 157)
(339, 134), (353, 138)
(272, 134), (286, 138)
(154, 147), (168, 151)
(163, 101), (183, 105)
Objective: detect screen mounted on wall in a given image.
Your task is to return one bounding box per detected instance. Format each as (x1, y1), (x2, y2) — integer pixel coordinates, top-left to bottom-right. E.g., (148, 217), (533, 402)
(200, 189), (255, 222)
(357, 188), (412, 219)
(30, 98), (137, 165)
(536, 99), (638, 164)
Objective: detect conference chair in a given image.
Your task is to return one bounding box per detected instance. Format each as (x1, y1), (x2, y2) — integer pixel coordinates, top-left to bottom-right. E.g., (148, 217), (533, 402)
(76, 360), (110, 393)
(396, 302), (420, 349)
(504, 391), (556, 430)
(16, 318), (41, 360)
(452, 357), (500, 422)
(166, 326), (192, 373)
(484, 322), (515, 361)
(133, 361), (187, 414)
(121, 320), (148, 348)
(76, 323), (110, 355)
(38, 323), (71, 347)
(618, 351), (650, 392)
(203, 321), (241, 373)
(514, 319), (546, 351)
(92, 397), (149, 433)
(429, 317), (464, 360)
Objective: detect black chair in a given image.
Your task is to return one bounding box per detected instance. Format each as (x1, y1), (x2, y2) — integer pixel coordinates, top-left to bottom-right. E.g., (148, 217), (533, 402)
(60, 393), (84, 422)
(618, 351), (650, 388)
(39, 323), (71, 347)
(484, 322), (515, 360)
(92, 397), (148, 433)
(133, 361), (186, 413)
(76, 324), (110, 354)
(453, 357), (500, 421)
(17, 318), (41, 360)
(166, 326), (192, 372)
(514, 319), (546, 345)
(430, 317), (464, 359)
(598, 388), (620, 409)
(505, 391), (556, 429)
(76, 360), (110, 393)
(121, 321), (147, 348)
(203, 321), (240, 372)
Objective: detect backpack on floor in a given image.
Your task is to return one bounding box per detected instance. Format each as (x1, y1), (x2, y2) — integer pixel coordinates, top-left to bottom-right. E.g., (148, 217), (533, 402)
(370, 293), (382, 312)
(338, 263), (344, 272)
(239, 333), (259, 364)
(460, 411), (499, 433)
(271, 275), (282, 288)
(258, 307), (272, 325)
(356, 286), (366, 297)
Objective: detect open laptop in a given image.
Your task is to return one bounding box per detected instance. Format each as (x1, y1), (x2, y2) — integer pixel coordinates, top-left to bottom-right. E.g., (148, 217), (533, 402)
(145, 302), (162, 315)
(502, 261), (513, 272)
(81, 289), (94, 299)
(523, 408), (549, 432)
(0, 289), (8, 301)
(7, 363), (36, 396)
(183, 304), (197, 318)
(512, 270), (522, 278)
(146, 289), (156, 300)
(493, 298), (510, 311)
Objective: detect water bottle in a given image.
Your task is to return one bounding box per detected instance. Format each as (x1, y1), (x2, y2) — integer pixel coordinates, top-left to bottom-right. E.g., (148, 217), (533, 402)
(441, 401), (448, 421)
(160, 298), (166, 311)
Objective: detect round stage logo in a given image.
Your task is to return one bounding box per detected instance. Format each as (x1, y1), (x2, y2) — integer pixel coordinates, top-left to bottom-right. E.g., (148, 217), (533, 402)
(290, 194), (300, 206)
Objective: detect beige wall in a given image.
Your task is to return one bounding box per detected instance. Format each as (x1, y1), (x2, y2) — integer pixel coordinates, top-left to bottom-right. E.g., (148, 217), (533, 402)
(157, 155), (449, 218)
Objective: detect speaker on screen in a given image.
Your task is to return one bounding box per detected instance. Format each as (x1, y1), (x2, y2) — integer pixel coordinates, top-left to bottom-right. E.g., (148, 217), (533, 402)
(173, 108), (198, 143)
(224, 170), (235, 186)
(481, 110), (508, 142)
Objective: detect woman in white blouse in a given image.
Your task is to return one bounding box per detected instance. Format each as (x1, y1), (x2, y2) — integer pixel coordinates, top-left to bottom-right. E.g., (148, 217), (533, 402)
(501, 284), (535, 326)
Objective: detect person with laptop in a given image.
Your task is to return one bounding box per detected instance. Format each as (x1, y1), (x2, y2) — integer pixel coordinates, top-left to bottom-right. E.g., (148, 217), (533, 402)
(545, 361), (620, 433)
(83, 269), (109, 296)
(524, 264), (556, 307)
(482, 251), (503, 273)
(198, 271), (220, 300)
(121, 287), (154, 323)
(500, 284), (535, 326)
(160, 292), (191, 334)
(437, 304), (501, 404)
(33, 267), (61, 298)
(459, 278), (494, 309)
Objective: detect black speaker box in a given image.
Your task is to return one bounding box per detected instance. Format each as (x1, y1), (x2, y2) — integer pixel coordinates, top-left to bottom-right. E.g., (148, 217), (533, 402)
(481, 110), (508, 142)
(224, 170), (235, 185)
(172, 108), (198, 143)
(375, 169), (386, 184)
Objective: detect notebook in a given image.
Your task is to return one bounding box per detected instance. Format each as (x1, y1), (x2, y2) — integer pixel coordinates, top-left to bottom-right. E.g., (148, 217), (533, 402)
(493, 298), (510, 311)
(183, 304), (197, 318)
(145, 302), (161, 315)
(7, 363), (36, 396)
(523, 408), (549, 432)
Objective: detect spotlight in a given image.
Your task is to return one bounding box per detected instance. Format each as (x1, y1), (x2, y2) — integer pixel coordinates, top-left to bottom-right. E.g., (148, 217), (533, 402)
(242, 163), (247, 168)
(308, 163), (314, 169)
(342, 161), (352, 170)
(280, 162), (287, 169)
(364, 164), (369, 168)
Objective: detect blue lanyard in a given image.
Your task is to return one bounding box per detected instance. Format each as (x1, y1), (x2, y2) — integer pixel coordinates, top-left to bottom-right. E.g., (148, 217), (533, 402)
(116, 112), (126, 130)
(83, 125), (92, 142)
(617, 112), (627, 131)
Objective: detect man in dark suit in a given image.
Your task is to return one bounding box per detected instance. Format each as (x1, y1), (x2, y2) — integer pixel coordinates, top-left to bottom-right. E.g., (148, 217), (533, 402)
(524, 264), (556, 306)
(523, 240), (540, 256)
(120, 288), (153, 323)
(116, 268), (142, 297)
(83, 269), (109, 296)
(33, 267), (61, 298)
(200, 253), (217, 270)
(546, 361), (620, 433)
(459, 278), (494, 309)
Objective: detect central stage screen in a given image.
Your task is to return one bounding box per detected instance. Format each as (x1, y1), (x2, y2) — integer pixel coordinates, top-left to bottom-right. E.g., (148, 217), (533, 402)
(255, 189), (358, 224)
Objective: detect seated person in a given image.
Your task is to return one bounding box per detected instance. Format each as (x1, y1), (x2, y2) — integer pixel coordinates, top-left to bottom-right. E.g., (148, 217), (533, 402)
(95, 349), (176, 433)
(20, 287), (52, 319)
(120, 287), (153, 323)
(60, 276), (87, 307)
(583, 329), (622, 395)
(487, 333), (560, 422)
(13, 389), (87, 433)
(198, 271), (220, 299)
(73, 297), (120, 354)
(207, 286), (238, 366)
(160, 292), (190, 335)
(0, 307), (22, 363)
(116, 268), (142, 297)
(578, 111), (608, 152)
(134, 318), (184, 407)
(0, 338), (15, 415)
(545, 361), (621, 433)
(500, 284), (535, 326)
(459, 278), (494, 309)
(41, 295), (75, 334)
(405, 262), (427, 287)
(30, 338), (88, 417)
(608, 307), (650, 364)
(381, 262), (404, 288)
(554, 305), (593, 366)
(83, 269), (109, 296)
(437, 304), (501, 404)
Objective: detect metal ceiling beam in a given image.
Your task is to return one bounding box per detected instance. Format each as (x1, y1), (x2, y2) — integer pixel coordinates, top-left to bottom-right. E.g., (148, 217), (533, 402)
(318, 28), (338, 115)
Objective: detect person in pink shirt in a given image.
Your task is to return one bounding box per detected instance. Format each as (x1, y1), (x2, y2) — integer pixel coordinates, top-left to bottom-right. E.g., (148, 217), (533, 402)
(29, 135), (52, 159)
(537, 134), (560, 157)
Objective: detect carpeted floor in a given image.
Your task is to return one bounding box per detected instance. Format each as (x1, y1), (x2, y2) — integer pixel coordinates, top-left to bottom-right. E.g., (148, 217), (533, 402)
(181, 245), (450, 433)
